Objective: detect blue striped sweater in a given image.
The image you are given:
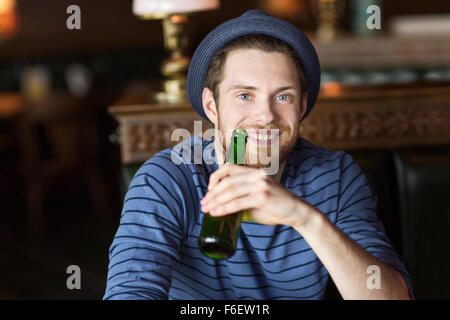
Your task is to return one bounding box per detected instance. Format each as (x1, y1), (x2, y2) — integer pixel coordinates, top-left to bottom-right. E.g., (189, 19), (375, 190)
(104, 135), (413, 300)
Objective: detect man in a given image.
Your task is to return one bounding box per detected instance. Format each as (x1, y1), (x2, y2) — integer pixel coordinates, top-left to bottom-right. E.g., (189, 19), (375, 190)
(104, 10), (413, 300)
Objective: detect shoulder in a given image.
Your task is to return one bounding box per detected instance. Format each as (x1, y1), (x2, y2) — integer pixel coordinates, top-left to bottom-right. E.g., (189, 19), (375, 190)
(131, 135), (214, 189)
(286, 138), (350, 175)
(284, 138), (365, 191)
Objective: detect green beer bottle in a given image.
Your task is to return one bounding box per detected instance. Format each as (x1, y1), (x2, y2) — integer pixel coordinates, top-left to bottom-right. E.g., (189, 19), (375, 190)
(198, 128), (248, 260)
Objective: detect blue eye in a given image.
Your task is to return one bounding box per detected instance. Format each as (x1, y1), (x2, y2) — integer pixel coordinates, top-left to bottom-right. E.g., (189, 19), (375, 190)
(238, 93), (251, 100)
(277, 94), (289, 101)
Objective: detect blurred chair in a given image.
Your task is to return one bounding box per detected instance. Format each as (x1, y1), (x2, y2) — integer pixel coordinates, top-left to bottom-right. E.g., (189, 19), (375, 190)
(120, 163), (141, 199)
(350, 150), (403, 256)
(17, 92), (112, 243)
(0, 95), (22, 161)
(394, 149), (450, 299)
(0, 94), (24, 231)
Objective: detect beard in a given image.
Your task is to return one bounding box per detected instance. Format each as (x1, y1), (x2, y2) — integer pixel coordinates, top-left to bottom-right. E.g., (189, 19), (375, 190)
(216, 113), (299, 170)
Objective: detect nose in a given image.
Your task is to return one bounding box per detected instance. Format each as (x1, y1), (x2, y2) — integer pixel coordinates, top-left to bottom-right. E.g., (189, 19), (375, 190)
(252, 99), (277, 125)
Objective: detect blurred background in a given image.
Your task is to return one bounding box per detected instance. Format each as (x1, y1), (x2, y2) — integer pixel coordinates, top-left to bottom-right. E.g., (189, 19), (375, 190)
(0, 0), (449, 299)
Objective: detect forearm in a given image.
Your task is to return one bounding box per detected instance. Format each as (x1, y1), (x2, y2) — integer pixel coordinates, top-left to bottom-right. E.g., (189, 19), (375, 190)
(293, 207), (411, 300)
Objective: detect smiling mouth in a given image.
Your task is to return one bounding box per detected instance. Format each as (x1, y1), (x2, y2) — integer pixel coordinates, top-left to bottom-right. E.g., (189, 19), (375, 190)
(246, 129), (280, 145)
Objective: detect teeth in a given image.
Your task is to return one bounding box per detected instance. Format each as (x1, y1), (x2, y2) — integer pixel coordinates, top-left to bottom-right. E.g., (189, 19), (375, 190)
(246, 130), (279, 141)
(248, 133), (275, 140)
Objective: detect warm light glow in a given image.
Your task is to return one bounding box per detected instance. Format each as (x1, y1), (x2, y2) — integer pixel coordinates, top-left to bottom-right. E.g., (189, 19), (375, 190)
(0, 0), (17, 39)
(264, 0), (304, 15)
(0, 0), (14, 14)
(321, 81), (343, 96)
(133, 0), (220, 17)
(0, 93), (23, 118)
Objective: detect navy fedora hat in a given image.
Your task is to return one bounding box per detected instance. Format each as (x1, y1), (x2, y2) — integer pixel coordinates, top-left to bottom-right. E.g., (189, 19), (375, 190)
(186, 9), (321, 122)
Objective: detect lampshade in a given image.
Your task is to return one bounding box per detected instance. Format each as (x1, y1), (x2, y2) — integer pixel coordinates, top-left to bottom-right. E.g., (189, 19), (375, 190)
(133, 0), (220, 17)
(0, 0), (18, 40)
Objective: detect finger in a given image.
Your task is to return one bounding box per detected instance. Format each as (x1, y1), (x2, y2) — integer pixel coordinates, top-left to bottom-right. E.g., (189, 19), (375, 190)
(202, 183), (253, 212)
(207, 172), (270, 206)
(208, 163), (247, 190)
(207, 164), (231, 191)
(209, 192), (267, 217)
(208, 164), (260, 190)
(209, 196), (253, 217)
(202, 169), (263, 203)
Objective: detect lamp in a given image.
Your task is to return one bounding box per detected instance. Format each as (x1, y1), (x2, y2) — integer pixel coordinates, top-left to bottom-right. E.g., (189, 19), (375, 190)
(262, 0), (308, 22)
(313, 0), (345, 41)
(133, 0), (220, 104)
(0, 0), (18, 42)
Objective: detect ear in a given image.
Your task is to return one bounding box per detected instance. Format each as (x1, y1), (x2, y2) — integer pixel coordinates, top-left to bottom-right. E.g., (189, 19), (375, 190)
(202, 87), (219, 126)
(299, 92), (308, 120)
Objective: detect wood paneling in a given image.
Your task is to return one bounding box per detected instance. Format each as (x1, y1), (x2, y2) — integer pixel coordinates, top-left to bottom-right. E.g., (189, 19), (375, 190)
(108, 82), (450, 164)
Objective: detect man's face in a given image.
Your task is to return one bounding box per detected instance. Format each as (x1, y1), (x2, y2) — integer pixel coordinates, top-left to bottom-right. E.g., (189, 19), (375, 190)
(205, 49), (306, 171)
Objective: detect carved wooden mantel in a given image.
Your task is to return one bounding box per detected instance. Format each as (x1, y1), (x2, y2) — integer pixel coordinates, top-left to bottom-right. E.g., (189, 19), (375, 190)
(109, 83), (450, 165)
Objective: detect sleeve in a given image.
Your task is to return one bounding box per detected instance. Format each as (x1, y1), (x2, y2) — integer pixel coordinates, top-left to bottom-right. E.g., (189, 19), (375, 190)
(103, 151), (195, 300)
(336, 153), (415, 299)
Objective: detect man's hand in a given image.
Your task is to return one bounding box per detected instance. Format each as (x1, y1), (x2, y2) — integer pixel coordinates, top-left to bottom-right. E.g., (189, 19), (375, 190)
(200, 164), (314, 227)
(201, 165), (411, 299)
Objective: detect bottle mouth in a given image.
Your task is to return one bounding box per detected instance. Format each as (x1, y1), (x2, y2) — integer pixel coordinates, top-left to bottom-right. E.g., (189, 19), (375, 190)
(232, 128), (248, 138)
(226, 128), (248, 165)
